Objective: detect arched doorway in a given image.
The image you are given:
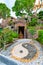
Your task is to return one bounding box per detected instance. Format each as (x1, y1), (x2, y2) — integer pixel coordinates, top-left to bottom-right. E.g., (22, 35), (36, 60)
(18, 26), (24, 38)
(14, 19), (26, 38)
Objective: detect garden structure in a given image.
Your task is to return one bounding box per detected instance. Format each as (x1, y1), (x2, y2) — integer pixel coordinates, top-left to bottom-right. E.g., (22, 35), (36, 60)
(0, 18), (28, 39)
(12, 19), (27, 38)
(0, 0), (43, 65)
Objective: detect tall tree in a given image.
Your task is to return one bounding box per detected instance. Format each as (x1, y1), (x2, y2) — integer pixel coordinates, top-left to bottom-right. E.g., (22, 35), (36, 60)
(12, 0), (35, 17)
(0, 3), (10, 19)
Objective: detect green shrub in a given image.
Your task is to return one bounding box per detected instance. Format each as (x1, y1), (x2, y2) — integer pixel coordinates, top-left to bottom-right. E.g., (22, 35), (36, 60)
(37, 11), (43, 20)
(29, 18), (38, 26)
(11, 31), (18, 38)
(37, 30), (43, 45)
(29, 29), (36, 35)
(0, 28), (3, 33)
(0, 28), (18, 48)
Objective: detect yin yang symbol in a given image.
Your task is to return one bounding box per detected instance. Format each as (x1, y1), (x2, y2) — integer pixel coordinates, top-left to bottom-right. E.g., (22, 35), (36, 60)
(11, 40), (37, 60)
(11, 43), (28, 58)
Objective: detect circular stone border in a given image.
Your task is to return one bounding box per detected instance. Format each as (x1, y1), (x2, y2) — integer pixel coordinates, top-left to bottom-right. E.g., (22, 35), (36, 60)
(11, 39), (39, 62)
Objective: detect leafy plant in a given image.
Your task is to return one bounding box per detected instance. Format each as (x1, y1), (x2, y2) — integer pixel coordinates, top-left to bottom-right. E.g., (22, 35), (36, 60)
(0, 28), (3, 32)
(12, 0), (35, 17)
(29, 18), (38, 26)
(0, 28), (18, 48)
(38, 11), (43, 20)
(36, 30), (43, 45)
(29, 29), (36, 35)
(0, 3), (10, 19)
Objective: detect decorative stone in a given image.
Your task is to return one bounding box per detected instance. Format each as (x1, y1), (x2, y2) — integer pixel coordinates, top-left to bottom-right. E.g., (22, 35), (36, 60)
(11, 39), (38, 62)
(1, 39), (43, 65)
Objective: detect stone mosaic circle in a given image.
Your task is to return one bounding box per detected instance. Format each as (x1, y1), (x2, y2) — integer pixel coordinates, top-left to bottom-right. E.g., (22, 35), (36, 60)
(11, 39), (38, 62)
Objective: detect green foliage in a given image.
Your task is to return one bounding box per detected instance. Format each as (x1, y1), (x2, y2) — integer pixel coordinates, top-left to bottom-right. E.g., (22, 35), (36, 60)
(0, 28), (3, 33)
(12, 0), (35, 16)
(29, 29), (36, 35)
(0, 28), (18, 48)
(11, 31), (18, 38)
(29, 18), (38, 26)
(0, 3), (10, 19)
(37, 30), (43, 45)
(38, 11), (43, 20)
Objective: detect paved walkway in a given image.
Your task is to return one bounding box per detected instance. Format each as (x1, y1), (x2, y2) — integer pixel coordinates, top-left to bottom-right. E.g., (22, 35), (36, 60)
(0, 39), (43, 65)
